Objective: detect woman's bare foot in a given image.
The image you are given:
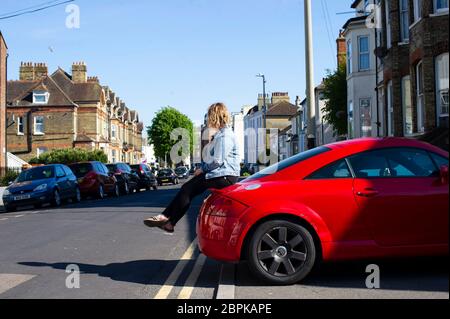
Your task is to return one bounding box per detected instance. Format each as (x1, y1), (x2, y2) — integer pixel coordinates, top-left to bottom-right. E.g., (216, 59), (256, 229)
(143, 215), (169, 228)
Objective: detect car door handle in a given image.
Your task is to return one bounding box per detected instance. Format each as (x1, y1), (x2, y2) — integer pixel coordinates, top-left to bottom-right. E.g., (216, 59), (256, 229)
(356, 188), (379, 198)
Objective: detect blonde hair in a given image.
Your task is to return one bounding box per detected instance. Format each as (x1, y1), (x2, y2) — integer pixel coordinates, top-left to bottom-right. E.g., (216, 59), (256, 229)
(207, 102), (231, 129)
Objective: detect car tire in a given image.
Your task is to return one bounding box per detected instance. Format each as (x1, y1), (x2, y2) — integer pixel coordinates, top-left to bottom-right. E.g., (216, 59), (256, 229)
(152, 185), (158, 191)
(112, 184), (120, 197)
(97, 184), (105, 199)
(51, 189), (62, 207)
(34, 203), (43, 209)
(122, 182), (130, 195)
(5, 205), (17, 213)
(73, 187), (82, 203)
(247, 220), (316, 285)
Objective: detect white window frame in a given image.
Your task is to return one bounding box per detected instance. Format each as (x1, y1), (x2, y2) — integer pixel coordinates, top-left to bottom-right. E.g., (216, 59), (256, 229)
(434, 0), (449, 13)
(37, 147), (47, 158)
(34, 116), (45, 135)
(358, 36), (370, 71)
(435, 53), (449, 120)
(111, 124), (117, 139)
(348, 100), (354, 139)
(413, 0), (422, 22)
(401, 76), (413, 136)
(32, 91), (49, 105)
(359, 98), (372, 137)
(347, 39), (352, 75)
(399, 0), (410, 43)
(387, 81), (394, 136)
(17, 116), (24, 135)
(416, 61), (426, 133)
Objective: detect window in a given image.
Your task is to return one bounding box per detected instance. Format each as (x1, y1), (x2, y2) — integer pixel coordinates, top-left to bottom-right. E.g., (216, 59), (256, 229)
(307, 159), (352, 179)
(33, 91), (49, 104)
(402, 76), (413, 135)
(34, 116), (45, 135)
(348, 148), (438, 178)
(385, 0), (392, 48)
(63, 165), (73, 177)
(430, 152), (449, 168)
(111, 124), (117, 139)
(435, 53), (449, 118)
(414, 0), (422, 22)
(399, 0), (410, 42)
(348, 101), (354, 139)
(37, 147), (47, 158)
(359, 98), (372, 137)
(387, 81), (394, 136)
(347, 40), (352, 74)
(56, 166), (66, 178)
(358, 36), (370, 71)
(434, 0), (449, 13)
(17, 116), (24, 135)
(416, 62), (425, 132)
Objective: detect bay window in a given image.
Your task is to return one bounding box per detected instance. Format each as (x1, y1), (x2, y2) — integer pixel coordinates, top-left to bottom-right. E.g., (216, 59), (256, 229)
(401, 76), (413, 135)
(358, 36), (370, 71)
(399, 0), (410, 42)
(416, 62), (425, 133)
(435, 53), (449, 119)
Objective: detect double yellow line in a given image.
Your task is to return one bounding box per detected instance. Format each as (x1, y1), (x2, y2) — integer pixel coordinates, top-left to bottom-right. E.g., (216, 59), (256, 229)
(154, 237), (207, 299)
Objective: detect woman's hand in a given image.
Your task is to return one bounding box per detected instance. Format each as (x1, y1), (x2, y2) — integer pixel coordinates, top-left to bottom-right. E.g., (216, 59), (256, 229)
(194, 168), (204, 177)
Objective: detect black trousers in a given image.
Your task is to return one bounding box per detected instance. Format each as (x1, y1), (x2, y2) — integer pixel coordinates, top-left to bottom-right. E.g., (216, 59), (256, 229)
(162, 173), (239, 226)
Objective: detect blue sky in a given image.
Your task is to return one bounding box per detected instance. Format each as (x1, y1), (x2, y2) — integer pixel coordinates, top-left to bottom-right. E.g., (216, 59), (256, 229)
(0, 0), (353, 128)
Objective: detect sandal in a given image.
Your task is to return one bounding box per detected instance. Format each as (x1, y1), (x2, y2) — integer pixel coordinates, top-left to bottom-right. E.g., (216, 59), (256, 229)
(158, 224), (175, 234)
(143, 215), (169, 228)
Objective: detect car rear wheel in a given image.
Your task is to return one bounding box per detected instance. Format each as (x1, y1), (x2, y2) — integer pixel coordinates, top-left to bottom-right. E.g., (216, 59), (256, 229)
(97, 184), (105, 199)
(112, 184), (120, 197)
(51, 189), (62, 207)
(247, 220), (316, 285)
(122, 182), (130, 195)
(73, 187), (82, 203)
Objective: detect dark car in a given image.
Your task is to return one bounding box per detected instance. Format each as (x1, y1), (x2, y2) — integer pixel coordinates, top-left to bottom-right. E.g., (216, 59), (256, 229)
(69, 162), (119, 199)
(157, 169), (179, 186)
(106, 163), (139, 194)
(175, 166), (189, 179)
(130, 164), (158, 191)
(2, 164), (81, 212)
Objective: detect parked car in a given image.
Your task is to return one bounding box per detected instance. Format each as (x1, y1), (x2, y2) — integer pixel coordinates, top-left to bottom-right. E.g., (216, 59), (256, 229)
(157, 169), (179, 186)
(175, 166), (189, 179)
(69, 162), (119, 199)
(197, 138), (449, 285)
(130, 164), (158, 191)
(2, 164), (81, 212)
(106, 163), (139, 194)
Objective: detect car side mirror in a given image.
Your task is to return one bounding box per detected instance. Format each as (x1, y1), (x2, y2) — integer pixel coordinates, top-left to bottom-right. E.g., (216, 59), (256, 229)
(440, 165), (449, 184)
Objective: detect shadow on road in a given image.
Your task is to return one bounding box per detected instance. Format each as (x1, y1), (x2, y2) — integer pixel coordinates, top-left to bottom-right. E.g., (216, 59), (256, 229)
(236, 256), (449, 293)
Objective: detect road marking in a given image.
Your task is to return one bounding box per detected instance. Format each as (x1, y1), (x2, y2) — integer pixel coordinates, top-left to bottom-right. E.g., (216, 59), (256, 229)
(0, 218), (8, 221)
(13, 215), (25, 218)
(216, 263), (236, 299)
(154, 238), (198, 299)
(177, 254), (207, 299)
(0, 274), (36, 295)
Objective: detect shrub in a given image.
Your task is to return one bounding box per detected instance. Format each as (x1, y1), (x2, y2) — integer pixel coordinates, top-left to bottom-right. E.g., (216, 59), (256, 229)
(28, 148), (108, 165)
(0, 169), (20, 187)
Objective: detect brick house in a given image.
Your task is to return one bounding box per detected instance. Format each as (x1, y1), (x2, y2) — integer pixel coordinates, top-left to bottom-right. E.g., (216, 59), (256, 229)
(7, 62), (144, 163)
(0, 32), (7, 171)
(378, 0), (448, 149)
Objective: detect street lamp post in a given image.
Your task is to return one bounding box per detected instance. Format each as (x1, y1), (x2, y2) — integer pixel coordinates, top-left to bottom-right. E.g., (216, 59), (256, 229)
(256, 73), (268, 167)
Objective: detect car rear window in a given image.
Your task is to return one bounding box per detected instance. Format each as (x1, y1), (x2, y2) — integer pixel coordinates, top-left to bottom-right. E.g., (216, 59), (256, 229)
(245, 146), (331, 181)
(70, 163), (94, 178)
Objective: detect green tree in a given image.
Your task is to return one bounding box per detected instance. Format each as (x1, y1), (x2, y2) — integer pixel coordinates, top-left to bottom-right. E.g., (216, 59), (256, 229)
(321, 63), (348, 137)
(147, 106), (193, 165)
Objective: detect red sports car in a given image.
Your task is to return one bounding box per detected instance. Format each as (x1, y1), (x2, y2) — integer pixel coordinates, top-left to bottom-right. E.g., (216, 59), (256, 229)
(197, 138), (449, 284)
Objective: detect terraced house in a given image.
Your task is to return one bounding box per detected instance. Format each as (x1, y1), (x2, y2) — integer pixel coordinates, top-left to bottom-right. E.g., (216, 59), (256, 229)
(6, 62), (144, 163)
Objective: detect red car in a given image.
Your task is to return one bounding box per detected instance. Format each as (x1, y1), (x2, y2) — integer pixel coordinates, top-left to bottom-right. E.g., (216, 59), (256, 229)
(197, 138), (449, 285)
(69, 162), (119, 199)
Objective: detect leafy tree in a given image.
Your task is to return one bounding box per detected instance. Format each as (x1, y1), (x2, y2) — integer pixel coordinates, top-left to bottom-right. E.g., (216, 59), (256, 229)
(321, 63), (348, 137)
(29, 148), (108, 165)
(147, 106), (193, 165)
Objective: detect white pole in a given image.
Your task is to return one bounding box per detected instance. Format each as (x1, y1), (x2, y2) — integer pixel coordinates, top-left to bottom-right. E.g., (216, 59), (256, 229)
(304, 0), (316, 149)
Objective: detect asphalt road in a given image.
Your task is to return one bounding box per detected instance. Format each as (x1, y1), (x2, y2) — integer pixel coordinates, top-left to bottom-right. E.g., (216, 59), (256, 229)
(0, 179), (448, 299)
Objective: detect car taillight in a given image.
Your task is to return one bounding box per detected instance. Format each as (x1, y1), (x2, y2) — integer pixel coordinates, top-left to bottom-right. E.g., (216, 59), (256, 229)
(85, 172), (97, 180)
(205, 194), (248, 217)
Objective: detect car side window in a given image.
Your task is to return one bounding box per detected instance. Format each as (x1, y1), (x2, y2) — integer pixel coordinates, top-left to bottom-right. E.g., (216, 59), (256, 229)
(430, 152), (449, 169)
(101, 164), (109, 174)
(306, 159), (352, 179)
(56, 166), (66, 177)
(63, 165), (73, 177)
(348, 148), (438, 178)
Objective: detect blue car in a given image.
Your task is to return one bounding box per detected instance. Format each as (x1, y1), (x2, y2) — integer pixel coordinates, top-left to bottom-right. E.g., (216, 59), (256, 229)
(2, 164), (81, 212)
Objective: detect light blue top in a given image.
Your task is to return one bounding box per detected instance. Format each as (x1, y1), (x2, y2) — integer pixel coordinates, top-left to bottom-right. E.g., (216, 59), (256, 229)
(201, 127), (241, 180)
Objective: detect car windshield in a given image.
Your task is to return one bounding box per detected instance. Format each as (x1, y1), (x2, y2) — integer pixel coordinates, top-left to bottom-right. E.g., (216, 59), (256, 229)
(175, 167), (187, 173)
(245, 146), (331, 181)
(159, 169), (172, 175)
(17, 166), (55, 182)
(69, 163), (93, 178)
(130, 165), (140, 170)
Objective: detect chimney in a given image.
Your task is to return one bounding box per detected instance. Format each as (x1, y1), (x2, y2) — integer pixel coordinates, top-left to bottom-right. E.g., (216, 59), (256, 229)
(19, 62), (35, 81)
(72, 61), (87, 83)
(271, 92), (290, 105)
(34, 63), (48, 79)
(295, 96), (302, 107)
(337, 30), (346, 69)
(87, 76), (99, 83)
